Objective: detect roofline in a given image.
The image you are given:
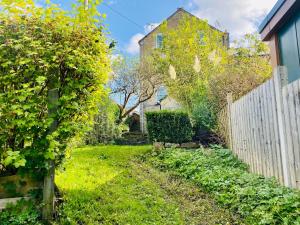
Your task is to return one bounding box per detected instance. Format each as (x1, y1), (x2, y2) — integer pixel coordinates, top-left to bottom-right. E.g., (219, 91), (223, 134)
(258, 0), (285, 33)
(258, 0), (300, 41)
(138, 8), (227, 45)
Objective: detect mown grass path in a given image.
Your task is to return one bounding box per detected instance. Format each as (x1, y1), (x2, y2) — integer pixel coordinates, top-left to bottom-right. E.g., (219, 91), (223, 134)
(55, 145), (242, 225)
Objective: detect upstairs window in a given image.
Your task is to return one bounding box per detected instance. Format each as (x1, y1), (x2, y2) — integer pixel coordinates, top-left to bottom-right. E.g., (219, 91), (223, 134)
(156, 33), (164, 49)
(199, 31), (206, 46)
(156, 86), (167, 102)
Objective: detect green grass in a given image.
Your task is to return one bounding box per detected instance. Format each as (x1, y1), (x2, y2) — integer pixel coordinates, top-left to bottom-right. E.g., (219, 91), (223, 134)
(55, 145), (241, 225)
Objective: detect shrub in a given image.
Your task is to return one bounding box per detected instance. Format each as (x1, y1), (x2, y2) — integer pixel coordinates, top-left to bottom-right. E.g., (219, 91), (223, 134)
(149, 146), (300, 225)
(85, 96), (124, 145)
(0, 1), (110, 177)
(146, 111), (193, 143)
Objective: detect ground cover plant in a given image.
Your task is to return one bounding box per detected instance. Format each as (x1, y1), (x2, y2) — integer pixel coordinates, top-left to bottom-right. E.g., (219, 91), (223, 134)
(55, 145), (242, 225)
(0, 199), (42, 225)
(149, 146), (300, 225)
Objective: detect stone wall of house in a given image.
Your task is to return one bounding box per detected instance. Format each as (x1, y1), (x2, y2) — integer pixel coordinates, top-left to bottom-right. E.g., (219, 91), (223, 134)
(139, 8), (229, 133)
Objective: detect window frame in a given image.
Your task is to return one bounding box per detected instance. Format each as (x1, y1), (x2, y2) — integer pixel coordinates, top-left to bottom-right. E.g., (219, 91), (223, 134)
(156, 33), (164, 49)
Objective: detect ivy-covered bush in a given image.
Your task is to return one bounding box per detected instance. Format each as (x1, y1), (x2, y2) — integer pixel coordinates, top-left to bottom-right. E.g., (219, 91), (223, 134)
(0, 1), (110, 178)
(146, 111), (193, 143)
(149, 146), (300, 225)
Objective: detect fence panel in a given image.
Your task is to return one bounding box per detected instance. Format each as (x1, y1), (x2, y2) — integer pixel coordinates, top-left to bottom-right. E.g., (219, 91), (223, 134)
(218, 66), (300, 188)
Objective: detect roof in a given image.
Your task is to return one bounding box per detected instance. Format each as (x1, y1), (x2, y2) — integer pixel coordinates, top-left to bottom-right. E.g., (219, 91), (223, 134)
(258, 0), (285, 33)
(138, 8), (227, 45)
(258, 0), (300, 41)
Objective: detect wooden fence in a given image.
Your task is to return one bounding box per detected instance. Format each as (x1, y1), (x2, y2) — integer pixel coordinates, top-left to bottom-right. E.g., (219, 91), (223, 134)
(219, 66), (300, 189)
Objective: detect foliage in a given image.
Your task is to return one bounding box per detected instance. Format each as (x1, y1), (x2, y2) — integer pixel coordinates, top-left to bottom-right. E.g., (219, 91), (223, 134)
(209, 33), (272, 109)
(151, 15), (227, 110)
(0, 0), (110, 177)
(110, 57), (162, 124)
(149, 146), (300, 225)
(0, 199), (42, 225)
(150, 15), (271, 132)
(146, 111), (193, 143)
(125, 114), (141, 132)
(190, 95), (217, 132)
(55, 145), (241, 225)
(84, 95), (124, 145)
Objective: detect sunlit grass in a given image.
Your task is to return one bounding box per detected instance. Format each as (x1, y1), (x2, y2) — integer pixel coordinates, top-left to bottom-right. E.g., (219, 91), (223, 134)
(55, 145), (240, 225)
(55, 145), (183, 225)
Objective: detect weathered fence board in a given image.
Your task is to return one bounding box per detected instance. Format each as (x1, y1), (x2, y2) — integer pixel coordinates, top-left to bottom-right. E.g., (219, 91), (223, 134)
(218, 66), (300, 188)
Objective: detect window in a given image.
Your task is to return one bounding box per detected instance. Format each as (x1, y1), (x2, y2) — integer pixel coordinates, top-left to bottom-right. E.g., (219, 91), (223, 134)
(156, 33), (164, 49)
(199, 31), (206, 46)
(156, 86), (167, 102)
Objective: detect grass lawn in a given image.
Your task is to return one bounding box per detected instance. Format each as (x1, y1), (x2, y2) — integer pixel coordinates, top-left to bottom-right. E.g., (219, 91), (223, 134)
(55, 145), (241, 225)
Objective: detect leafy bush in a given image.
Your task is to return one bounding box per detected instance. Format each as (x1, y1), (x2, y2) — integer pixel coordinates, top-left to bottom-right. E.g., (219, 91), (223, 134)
(146, 111), (193, 143)
(85, 96), (124, 145)
(190, 96), (217, 132)
(149, 146), (300, 225)
(0, 199), (42, 225)
(0, 1), (109, 177)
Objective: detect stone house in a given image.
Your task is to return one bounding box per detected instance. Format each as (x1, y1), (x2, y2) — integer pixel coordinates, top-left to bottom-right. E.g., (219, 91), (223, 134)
(138, 8), (229, 133)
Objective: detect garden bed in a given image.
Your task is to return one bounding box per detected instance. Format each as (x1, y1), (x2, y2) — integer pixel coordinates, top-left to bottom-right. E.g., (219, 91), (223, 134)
(149, 146), (300, 225)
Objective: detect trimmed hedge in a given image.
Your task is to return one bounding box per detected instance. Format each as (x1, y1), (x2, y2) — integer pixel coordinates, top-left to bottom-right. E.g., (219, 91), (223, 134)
(149, 146), (300, 225)
(146, 111), (193, 143)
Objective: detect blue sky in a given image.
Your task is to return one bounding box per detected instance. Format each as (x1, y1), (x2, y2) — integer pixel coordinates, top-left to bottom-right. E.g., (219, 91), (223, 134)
(39, 0), (278, 56)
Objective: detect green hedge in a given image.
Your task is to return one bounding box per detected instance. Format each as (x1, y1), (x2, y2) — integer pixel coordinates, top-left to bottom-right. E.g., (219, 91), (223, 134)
(146, 111), (193, 143)
(149, 146), (300, 225)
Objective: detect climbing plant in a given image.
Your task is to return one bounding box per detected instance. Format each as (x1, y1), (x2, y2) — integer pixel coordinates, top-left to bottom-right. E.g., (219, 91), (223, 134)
(0, 0), (110, 177)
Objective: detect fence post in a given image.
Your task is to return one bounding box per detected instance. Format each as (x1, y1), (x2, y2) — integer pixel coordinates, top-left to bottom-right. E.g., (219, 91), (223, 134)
(273, 66), (290, 187)
(226, 93), (233, 151)
(42, 88), (58, 222)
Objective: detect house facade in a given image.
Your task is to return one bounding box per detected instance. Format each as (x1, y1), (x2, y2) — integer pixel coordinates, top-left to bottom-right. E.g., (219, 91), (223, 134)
(139, 8), (229, 133)
(259, 0), (300, 83)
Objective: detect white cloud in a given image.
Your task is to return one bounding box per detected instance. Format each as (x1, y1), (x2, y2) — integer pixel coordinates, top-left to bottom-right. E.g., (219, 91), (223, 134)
(144, 23), (160, 33)
(125, 33), (145, 55)
(189, 0), (277, 39)
(125, 23), (160, 55)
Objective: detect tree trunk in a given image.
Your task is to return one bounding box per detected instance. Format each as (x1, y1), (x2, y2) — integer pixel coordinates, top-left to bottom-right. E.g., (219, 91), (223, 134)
(42, 88), (58, 222)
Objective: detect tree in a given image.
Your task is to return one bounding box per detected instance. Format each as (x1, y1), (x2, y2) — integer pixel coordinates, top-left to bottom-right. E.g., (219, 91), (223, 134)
(110, 57), (162, 124)
(150, 17), (271, 132)
(151, 15), (228, 110)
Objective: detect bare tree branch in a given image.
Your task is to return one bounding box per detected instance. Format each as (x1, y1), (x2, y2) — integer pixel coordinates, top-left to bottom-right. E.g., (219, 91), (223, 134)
(110, 57), (162, 124)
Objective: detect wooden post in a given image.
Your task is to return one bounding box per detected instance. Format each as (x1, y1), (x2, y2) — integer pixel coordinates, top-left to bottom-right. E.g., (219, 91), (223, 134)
(226, 93), (233, 151)
(42, 88), (58, 222)
(273, 66), (290, 187)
